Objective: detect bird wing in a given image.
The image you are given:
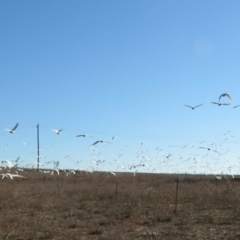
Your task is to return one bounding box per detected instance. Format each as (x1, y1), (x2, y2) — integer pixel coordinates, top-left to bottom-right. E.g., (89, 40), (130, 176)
(13, 175), (25, 178)
(195, 103), (204, 108)
(211, 102), (219, 105)
(219, 93), (232, 101)
(184, 105), (193, 108)
(226, 93), (232, 100)
(6, 160), (14, 168)
(11, 123), (19, 131)
(51, 129), (62, 133)
(233, 104), (240, 108)
(221, 103), (230, 105)
(6, 173), (13, 179)
(91, 141), (99, 146)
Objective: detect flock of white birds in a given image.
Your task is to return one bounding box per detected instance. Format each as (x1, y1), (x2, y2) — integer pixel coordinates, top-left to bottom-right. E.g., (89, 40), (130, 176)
(1, 92), (240, 180)
(184, 93), (236, 109)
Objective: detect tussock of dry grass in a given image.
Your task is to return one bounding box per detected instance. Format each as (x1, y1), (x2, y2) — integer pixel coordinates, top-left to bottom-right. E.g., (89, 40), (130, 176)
(0, 171), (240, 239)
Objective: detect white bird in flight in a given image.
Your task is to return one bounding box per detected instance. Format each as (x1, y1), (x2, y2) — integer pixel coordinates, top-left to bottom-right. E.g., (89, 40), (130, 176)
(1, 173), (26, 180)
(211, 102), (230, 106)
(184, 103), (204, 110)
(76, 134), (92, 137)
(51, 129), (63, 134)
(5, 123), (19, 134)
(219, 93), (232, 102)
(199, 146), (220, 154)
(2, 159), (18, 169)
(89, 140), (110, 147)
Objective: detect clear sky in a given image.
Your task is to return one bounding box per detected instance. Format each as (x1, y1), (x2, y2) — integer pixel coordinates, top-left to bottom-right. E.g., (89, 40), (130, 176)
(1, 1), (240, 174)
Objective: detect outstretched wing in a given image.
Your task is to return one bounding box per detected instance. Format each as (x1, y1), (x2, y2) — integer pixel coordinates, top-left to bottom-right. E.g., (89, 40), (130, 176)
(11, 123), (19, 131)
(219, 93), (232, 102)
(233, 104), (240, 108)
(184, 105), (193, 108)
(221, 103), (230, 106)
(194, 103), (204, 108)
(90, 140), (99, 146)
(51, 128), (62, 133)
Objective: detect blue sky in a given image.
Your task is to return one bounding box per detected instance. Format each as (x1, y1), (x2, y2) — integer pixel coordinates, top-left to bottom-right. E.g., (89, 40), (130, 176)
(1, 1), (240, 174)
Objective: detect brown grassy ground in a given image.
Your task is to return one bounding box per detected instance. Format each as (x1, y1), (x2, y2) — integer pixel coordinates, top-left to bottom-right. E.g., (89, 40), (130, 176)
(0, 171), (240, 240)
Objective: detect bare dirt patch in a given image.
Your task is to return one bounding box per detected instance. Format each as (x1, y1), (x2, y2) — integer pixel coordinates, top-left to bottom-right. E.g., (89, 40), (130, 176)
(0, 171), (240, 239)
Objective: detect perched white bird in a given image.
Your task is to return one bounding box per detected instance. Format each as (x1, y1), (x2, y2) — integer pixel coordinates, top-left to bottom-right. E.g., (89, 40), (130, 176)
(5, 123), (19, 134)
(51, 129), (63, 134)
(184, 103), (204, 110)
(219, 93), (232, 102)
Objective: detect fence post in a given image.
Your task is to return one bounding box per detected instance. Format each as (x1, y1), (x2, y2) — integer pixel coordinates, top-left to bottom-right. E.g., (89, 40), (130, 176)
(173, 177), (179, 213)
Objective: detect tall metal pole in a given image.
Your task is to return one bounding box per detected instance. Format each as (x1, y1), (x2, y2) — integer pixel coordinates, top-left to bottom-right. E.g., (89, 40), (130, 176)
(37, 123), (40, 172)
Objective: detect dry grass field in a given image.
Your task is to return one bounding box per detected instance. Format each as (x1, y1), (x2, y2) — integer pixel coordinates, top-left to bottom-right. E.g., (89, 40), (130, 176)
(1, 170), (240, 240)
